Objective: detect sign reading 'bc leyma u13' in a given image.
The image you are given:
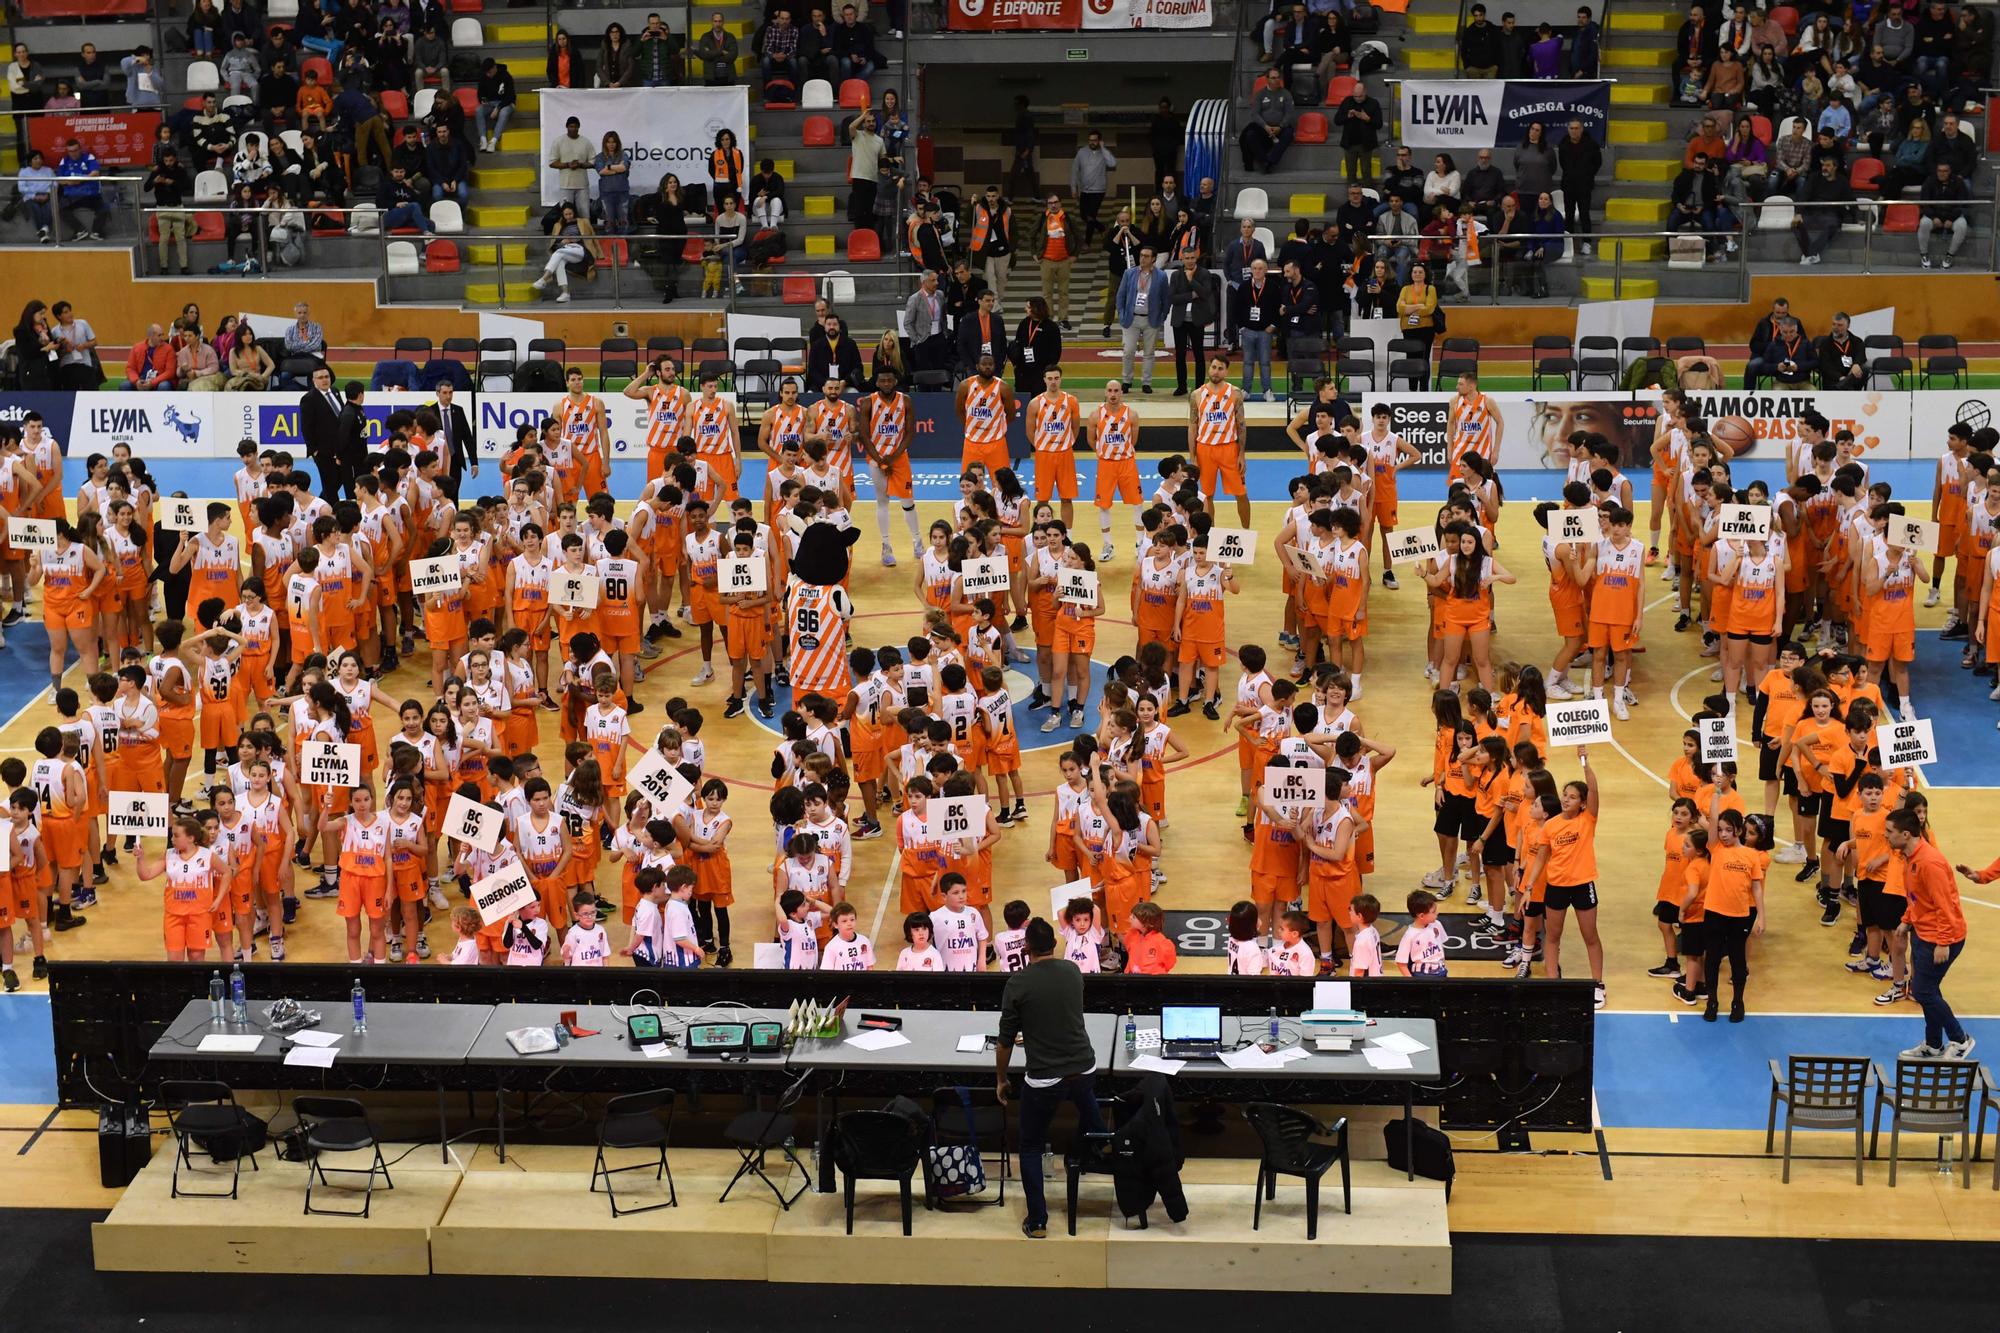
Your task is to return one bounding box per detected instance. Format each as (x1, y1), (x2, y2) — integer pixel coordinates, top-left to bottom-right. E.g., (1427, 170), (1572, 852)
(1398, 80), (1611, 149)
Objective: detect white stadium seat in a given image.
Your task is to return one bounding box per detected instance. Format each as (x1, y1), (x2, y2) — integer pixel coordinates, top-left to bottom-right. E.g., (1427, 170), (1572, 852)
(347, 204), (381, 235)
(430, 200), (465, 234)
(186, 60), (219, 93)
(1233, 186), (1269, 221)
(1758, 196), (1795, 231)
(268, 0), (299, 16)
(1253, 225), (1275, 255)
(413, 88), (439, 121)
(451, 18), (484, 47)
(800, 79), (835, 109)
(193, 170), (228, 202)
(820, 269), (855, 305)
(279, 129), (304, 154)
(386, 240), (421, 275)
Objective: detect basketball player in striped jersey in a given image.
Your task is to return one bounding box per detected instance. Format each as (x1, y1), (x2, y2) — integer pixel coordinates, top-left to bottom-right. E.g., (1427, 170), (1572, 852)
(786, 530), (860, 702)
(1092, 380), (1143, 562)
(860, 367), (923, 566)
(955, 354), (1017, 478)
(556, 368), (611, 504)
(757, 377), (809, 464)
(689, 368), (743, 498)
(1189, 357), (1251, 526)
(1447, 371), (1497, 486)
(1026, 366), (1081, 529)
(622, 356), (694, 483)
(809, 376), (860, 491)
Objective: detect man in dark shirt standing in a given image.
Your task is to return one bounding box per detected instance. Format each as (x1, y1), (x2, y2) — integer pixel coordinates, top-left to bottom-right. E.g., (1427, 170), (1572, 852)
(996, 918), (1103, 1239)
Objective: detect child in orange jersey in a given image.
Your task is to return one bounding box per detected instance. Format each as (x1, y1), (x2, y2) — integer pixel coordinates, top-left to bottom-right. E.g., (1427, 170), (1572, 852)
(1170, 528), (1239, 719)
(680, 777), (734, 965)
(138, 814), (222, 962)
(720, 526), (774, 719)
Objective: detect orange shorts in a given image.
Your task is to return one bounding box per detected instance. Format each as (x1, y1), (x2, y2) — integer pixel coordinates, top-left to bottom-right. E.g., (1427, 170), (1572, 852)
(874, 452), (914, 500)
(164, 912), (213, 953)
(961, 438), (1009, 477)
(392, 860), (426, 903)
(1095, 456), (1141, 508)
(337, 871), (388, 919)
(42, 812), (85, 871)
(199, 703), (242, 751)
(1177, 637), (1225, 667)
(1587, 621), (1639, 652)
(1373, 494), (1399, 530)
(726, 610), (771, 662)
(514, 608), (552, 651)
(43, 601), (91, 632)
(1053, 616), (1096, 656)
(158, 712), (195, 762)
(1306, 863), (1360, 926)
(1867, 622), (1915, 663)
(1196, 442), (1246, 498)
(986, 738), (1021, 776)
(1034, 451), (1078, 501)
(598, 626), (640, 656)
(224, 863), (253, 917)
(1552, 594), (1587, 640)
(689, 582), (722, 627)
(1324, 613), (1366, 642)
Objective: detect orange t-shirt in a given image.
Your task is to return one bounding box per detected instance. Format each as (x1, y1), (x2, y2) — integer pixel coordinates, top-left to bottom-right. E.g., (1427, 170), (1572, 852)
(1542, 810), (1598, 886)
(1704, 844), (1768, 917)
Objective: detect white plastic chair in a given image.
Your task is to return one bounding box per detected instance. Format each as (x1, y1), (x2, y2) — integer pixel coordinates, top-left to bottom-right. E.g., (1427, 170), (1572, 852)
(347, 204), (381, 235)
(279, 129), (304, 154)
(1758, 195), (1795, 231)
(268, 0), (300, 16)
(820, 269), (855, 305)
(222, 94), (253, 114)
(430, 200), (465, 234)
(193, 169), (229, 202)
(186, 60), (220, 93)
(1253, 225), (1275, 255)
(1777, 116), (1805, 146)
(413, 88), (439, 121)
(800, 79), (835, 110)
(450, 18), (483, 47)
(386, 240), (421, 275)
(237, 130), (267, 158)
(1234, 185), (1270, 221)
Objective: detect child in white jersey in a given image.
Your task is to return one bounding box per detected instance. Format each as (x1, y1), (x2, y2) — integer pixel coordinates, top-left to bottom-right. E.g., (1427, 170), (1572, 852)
(820, 901), (876, 970)
(445, 906), (483, 964)
(928, 873), (989, 971)
(1269, 910), (1317, 977)
(993, 899), (1032, 972)
(562, 893), (611, 965)
(1349, 893), (1385, 976)
(896, 912), (945, 971)
(1059, 898), (1103, 973)
(1226, 900), (1267, 975)
(776, 888), (825, 969)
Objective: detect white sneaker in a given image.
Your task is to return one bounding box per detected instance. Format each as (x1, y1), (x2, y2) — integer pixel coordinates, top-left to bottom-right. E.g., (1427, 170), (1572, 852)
(1944, 1036), (1977, 1060)
(1349, 679), (1362, 701)
(429, 884), (450, 910)
(690, 664), (715, 686)
(1899, 1043), (1944, 1060)
(880, 545), (897, 567)
(1545, 677), (1575, 700)
(1900, 704), (1917, 724)
(1612, 692), (1630, 721)
(1924, 586), (1941, 607)
(1099, 543), (1114, 563)
(1709, 667), (1723, 682)
(1464, 882), (1482, 904)
(1423, 662), (1438, 682)
(1620, 686), (1638, 708)
(1773, 842), (1806, 864)
(555, 291), (570, 303)
(1421, 868), (1451, 890)
(530, 275), (549, 290)
(1988, 682), (2000, 701)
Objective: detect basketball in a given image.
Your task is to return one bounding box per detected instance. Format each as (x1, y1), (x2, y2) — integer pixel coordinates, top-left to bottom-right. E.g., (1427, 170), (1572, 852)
(1709, 415), (1758, 457)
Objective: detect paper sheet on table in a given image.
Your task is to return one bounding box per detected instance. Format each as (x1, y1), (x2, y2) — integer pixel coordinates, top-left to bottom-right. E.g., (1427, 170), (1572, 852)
(846, 1029), (912, 1052)
(642, 1042), (673, 1059)
(283, 1045), (338, 1068)
(288, 1029), (343, 1048)
(955, 1034), (987, 1053)
(1272, 1045), (1312, 1064)
(1362, 1046), (1414, 1071)
(1219, 1045), (1285, 1071)
(196, 1034), (264, 1053)
(1313, 980), (1351, 1010)
(1128, 1054), (1185, 1075)
(1372, 1031), (1431, 1056)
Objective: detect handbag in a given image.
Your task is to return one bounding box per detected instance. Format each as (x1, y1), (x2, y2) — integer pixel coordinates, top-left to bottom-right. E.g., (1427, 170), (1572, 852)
(925, 1086), (987, 1199)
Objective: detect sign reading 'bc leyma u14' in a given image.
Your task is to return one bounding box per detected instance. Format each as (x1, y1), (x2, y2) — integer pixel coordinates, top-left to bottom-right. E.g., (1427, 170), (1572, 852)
(1398, 80), (1611, 149)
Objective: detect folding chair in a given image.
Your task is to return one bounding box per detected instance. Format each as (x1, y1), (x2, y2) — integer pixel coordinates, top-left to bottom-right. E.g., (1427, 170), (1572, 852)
(720, 1079), (809, 1209)
(295, 1095), (394, 1218)
(159, 1080), (264, 1200)
(591, 1088), (678, 1216)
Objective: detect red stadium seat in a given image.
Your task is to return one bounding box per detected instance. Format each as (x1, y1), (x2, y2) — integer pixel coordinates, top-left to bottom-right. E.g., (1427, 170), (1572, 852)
(801, 114), (835, 147)
(1294, 111), (1328, 144)
(682, 236), (706, 262)
(301, 56), (334, 86)
(1882, 202), (1918, 233)
(194, 211), (225, 241)
(453, 87), (477, 116)
(1769, 5), (1799, 35)
(1324, 76), (1359, 106)
(183, 94), (206, 111)
(599, 237), (630, 267)
(846, 229), (882, 261)
(447, 0), (484, 10)
(1849, 156), (1884, 192)
(424, 239), (461, 272)
(379, 89), (410, 120)
(782, 275), (816, 304)
(1749, 114), (1773, 145)
(837, 78), (870, 109)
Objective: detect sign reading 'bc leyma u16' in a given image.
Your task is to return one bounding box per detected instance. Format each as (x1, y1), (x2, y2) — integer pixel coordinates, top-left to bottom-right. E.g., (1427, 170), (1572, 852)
(1398, 80), (1611, 149)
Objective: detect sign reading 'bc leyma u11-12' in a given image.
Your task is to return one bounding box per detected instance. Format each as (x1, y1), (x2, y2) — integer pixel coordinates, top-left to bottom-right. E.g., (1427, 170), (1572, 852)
(1398, 80), (1611, 149)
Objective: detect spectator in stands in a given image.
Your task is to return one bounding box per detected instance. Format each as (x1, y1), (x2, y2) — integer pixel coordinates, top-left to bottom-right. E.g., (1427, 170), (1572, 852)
(531, 202), (599, 304)
(1460, 4), (1501, 76)
(904, 270), (949, 374)
(55, 139), (107, 242)
(1331, 79), (1381, 186)
(632, 12), (680, 86)
(190, 94), (233, 171)
(1914, 0), (1954, 95)
(909, 199), (947, 272)
(1066, 131), (1115, 249)
(295, 66), (333, 132)
(216, 0), (260, 48)
(15, 150), (53, 244)
(1240, 68), (1294, 175)
(548, 116), (592, 216)
(261, 58), (299, 131)
(709, 128), (746, 213)
(833, 5), (881, 80)
(473, 60), (517, 154)
(1353, 255), (1395, 318)
(1684, 114), (1727, 169)
(48, 301), (97, 389)
(223, 31), (261, 97)
(711, 191), (749, 281)
(79, 45), (115, 106)
(1529, 23), (1564, 77)
(412, 23), (452, 94)
(545, 28), (581, 89)
(1149, 97), (1182, 192)
(1818, 89), (1853, 143)
(1495, 12), (1528, 79)
(945, 257), (987, 337)
(376, 163), (435, 234)
(1162, 204), (1203, 265)
(846, 111), (884, 234)
(383, 0), (414, 36)
(1395, 263), (1440, 382)
(1925, 111), (1977, 183)
(221, 321), (272, 388)
(1166, 253), (1217, 396)
(266, 136), (306, 204)
(146, 149), (193, 276)
(188, 1), (225, 56)
(1918, 161), (1971, 269)
(1117, 247), (1169, 394)
(1219, 219), (1266, 352)
(1670, 151), (1731, 256)
(1452, 149), (1504, 231)
(694, 14), (738, 86)
(968, 185), (1013, 313)
(176, 323), (224, 391)
(1791, 156), (1853, 265)
(40, 78), (77, 113)
(1011, 296), (1062, 396)
(299, 131), (345, 213)
(284, 302), (325, 363)
(762, 11), (802, 86)
(1034, 192), (1078, 331)
(119, 45), (162, 110)
(1570, 6), (1602, 77)
(1764, 315), (1818, 387)
(1677, 4), (1717, 70)
(1277, 257), (1323, 378)
(123, 325), (175, 392)
(810, 310), (867, 389)
(878, 90), (910, 185)
(1548, 120), (1599, 254)
(1422, 154), (1461, 213)
(1814, 311), (1868, 390)
(1702, 44), (1745, 108)
(1772, 113), (1812, 193)
(1331, 181), (1370, 242)
(1377, 190), (1419, 280)
(592, 132), (631, 233)
(336, 44), (372, 94)
(1723, 116), (1770, 200)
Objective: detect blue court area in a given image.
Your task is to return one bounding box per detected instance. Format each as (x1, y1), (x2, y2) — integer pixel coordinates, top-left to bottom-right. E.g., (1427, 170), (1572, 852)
(1593, 1010), (2000, 1132)
(0, 996), (57, 1105)
(1907, 632), (2000, 788)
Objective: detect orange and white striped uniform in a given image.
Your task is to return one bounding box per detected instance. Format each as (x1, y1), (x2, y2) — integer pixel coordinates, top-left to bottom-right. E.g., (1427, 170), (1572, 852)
(189, 533), (241, 610)
(642, 381), (694, 479)
(960, 378), (1009, 473)
(764, 401), (807, 455)
(786, 582), (851, 697)
(1447, 391), (1497, 483)
(556, 394), (607, 498)
(1094, 401), (1141, 508)
(810, 398), (856, 480)
(690, 396), (738, 496)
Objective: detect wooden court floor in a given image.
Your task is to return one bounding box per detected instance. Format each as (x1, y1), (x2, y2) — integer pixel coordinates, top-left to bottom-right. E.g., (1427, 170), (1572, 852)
(4, 498), (1995, 1019)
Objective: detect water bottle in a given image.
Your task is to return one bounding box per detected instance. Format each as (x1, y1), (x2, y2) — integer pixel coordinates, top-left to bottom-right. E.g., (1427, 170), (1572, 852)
(207, 971), (225, 1025)
(1268, 1006), (1281, 1047)
(1123, 1012), (1137, 1054)
(227, 964), (247, 1024)
(350, 979), (367, 1034)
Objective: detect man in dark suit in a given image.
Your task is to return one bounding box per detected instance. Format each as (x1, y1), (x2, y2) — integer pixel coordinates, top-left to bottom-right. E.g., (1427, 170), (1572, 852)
(298, 365), (351, 497)
(804, 312), (865, 391)
(430, 380), (475, 499)
(331, 381), (368, 499)
(955, 288), (1009, 378)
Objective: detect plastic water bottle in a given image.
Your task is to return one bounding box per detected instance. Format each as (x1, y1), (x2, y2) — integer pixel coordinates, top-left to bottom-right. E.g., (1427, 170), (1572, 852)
(227, 964), (247, 1024)
(207, 971), (225, 1025)
(350, 979), (367, 1034)
(1123, 1013), (1137, 1054)
(1268, 1006), (1281, 1047)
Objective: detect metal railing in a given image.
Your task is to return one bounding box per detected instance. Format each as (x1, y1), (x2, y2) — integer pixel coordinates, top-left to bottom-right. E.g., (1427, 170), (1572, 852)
(2, 168), (149, 246)
(369, 226), (728, 308)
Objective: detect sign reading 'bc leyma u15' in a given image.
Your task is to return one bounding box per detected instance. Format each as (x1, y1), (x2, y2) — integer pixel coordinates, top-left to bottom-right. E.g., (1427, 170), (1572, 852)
(1398, 80), (1611, 149)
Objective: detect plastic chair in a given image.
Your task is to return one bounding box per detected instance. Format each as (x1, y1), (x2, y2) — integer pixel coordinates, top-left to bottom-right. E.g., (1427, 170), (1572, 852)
(1881, 203), (1918, 233)
(1665, 335), (1706, 357)
(832, 1109), (924, 1235)
(591, 1089), (678, 1216)
(450, 17), (484, 46)
(600, 336), (639, 386)
(385, 240), (420, 275)
(720, 1082), (809, 1210)
(646, 335), (685, 360)
(1528, 335), (1575, 388)
(193, 170), (229, 203)
(186, 60), (220, 94)
(413, 88), (438, 121)
(800, 79), (835, 110)
(1245, 1102), (1350, 1238)
(424, 239), (460, 272)
(295, 1095), (394, 1217)
(846, 229), (882, 262)
(395, 336), (434, 362)
(1233, 185), (1270, 221)
(1294, 111), (1328, 144)
(159, 1080), (264, 1200)
(1324, 75), (1359, 106)
(1976, 1067), (2000, 1191)
(1064, 1101), (1135, 1236)
(379, 89), (410, 120)
(526, 337), (566, 362)
(1766, 1055), (1873, 1185)
(301, 56), (334, 86)
(1749, 114), (1773, 145)
(1253, 225), (1276, 255)
(453, 86), (478, 117)
(1870, 1058), (1977, 1187)
(837, 78), (871, 109)
(801, 115), (836, 148)
(782, 274), (817, 304)
(1919, 334), (1966, 387)
(430, 200), (465, 233)
(1849, 157), (1884, 192)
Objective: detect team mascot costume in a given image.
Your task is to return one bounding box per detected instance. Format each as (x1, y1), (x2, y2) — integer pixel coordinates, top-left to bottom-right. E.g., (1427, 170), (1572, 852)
(785, 522), (861, 701)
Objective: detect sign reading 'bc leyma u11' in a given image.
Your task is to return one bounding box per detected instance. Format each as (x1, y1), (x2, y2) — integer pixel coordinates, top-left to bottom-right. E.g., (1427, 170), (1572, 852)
(1398, 80), (1611, 149)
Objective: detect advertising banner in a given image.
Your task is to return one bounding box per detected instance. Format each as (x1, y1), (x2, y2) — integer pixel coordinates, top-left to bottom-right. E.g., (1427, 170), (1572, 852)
(945, 0), (1080, 29)
(1359, 391), (1660, 471)
(1676, 389), (1910, 468)
(1398, 80), (1611, 150)
(536, 87), (749, 208)
(28, 108), (161, 167)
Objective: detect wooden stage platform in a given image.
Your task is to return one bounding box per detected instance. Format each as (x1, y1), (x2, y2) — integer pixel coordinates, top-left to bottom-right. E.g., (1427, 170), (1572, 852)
(93, 1144), (1452, 1293)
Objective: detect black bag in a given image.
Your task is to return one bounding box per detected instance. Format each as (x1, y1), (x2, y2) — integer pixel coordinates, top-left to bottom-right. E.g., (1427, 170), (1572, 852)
(762, 76), (798, 107)
(196, 1108), (271, 1162)
(517, 359), (565, 391)
(1383, 1115), (1453, 1195)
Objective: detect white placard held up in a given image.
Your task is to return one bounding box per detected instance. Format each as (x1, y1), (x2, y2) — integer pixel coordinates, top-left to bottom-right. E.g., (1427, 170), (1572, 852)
(163, 497), (202, 532)
(1875, 717), (1936, 767)
(1698, 715), (1735, 764)
(625, 747), (695, 814)
(1280, 544), (1324, 579)
(1716, 504), (1772, 542)
(409, 554), (462, 595)
(1206, 526), (1257, 565)
(718, 554), (767, 595)
(1260, 765), (1328, 821)
(1056, 568), (1099, 606)
(1891, 519), (1941, 554)
(1383, 527), (1441, 567)
(1553, 507), (1602, 544)
(0, 826), (11, 873)
(925, 793), (990, 845)
(299, 740), (361, 788)
(471, 859), (539, 926)
(8, 516), (55, 552)
(444, 792), (501, 853)
(959, 554), (1010, 594)
(108, 790), (170, 837)
(1546, 697), (1614, 747)
(1049, 876), (1095, 922)
(550, 569), (601, 610)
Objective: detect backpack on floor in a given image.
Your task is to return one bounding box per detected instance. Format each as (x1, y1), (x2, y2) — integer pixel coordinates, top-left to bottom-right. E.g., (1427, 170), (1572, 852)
(1384, 1115), (1455, 1195)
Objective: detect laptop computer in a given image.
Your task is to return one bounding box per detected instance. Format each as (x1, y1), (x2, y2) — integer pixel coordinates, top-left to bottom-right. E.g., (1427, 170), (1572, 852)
(1160, 1005), (1224, 1060)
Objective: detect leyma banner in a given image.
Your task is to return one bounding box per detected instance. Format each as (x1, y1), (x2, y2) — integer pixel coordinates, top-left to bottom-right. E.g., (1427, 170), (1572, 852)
(1398, 80), (1610, 150)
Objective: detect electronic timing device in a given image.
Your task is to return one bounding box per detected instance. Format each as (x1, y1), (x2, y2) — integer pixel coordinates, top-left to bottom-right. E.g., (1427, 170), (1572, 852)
(626, 1012), (665, 1050)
